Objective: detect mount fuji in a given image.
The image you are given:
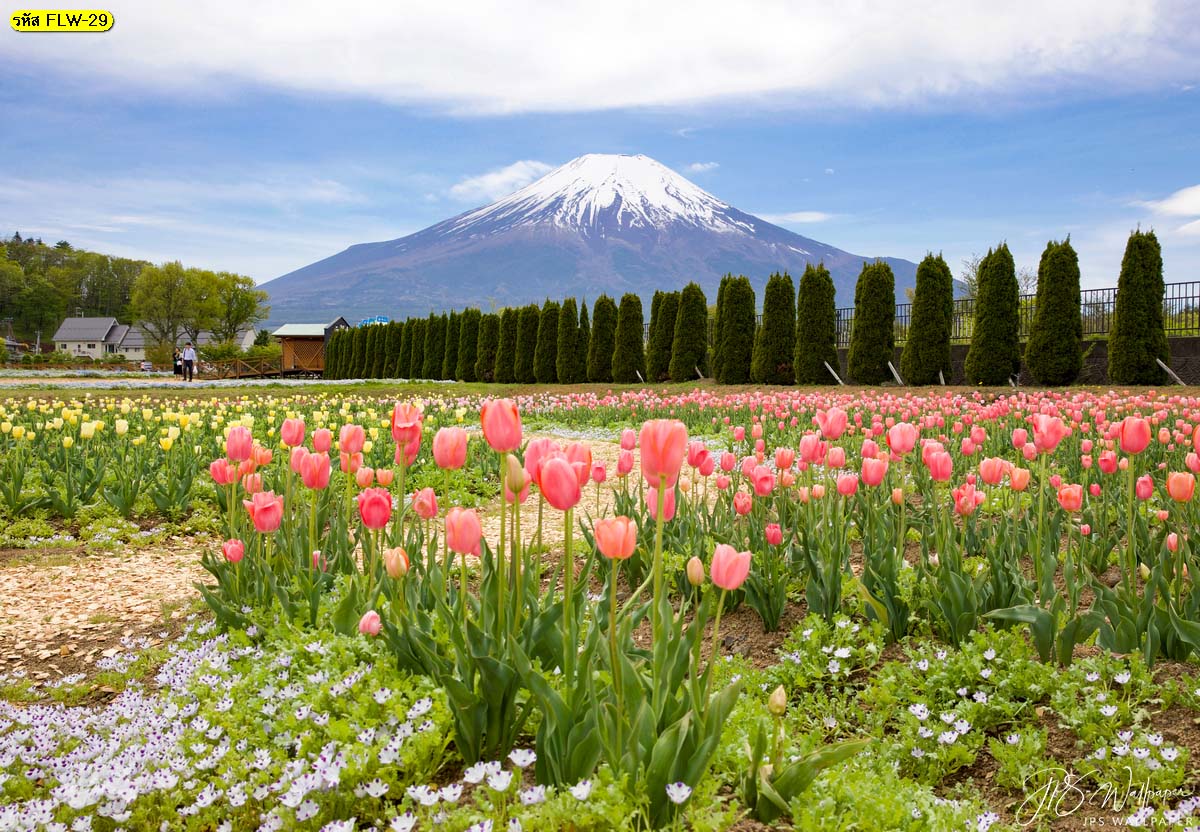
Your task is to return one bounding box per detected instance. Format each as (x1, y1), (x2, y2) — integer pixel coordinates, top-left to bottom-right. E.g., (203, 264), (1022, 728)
(261, 154), (917, 325)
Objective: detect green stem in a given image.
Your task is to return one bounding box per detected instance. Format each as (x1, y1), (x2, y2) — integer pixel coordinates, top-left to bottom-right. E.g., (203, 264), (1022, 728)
(1126, 464), (1137, 597)
(497, 455), (507, 637)
(563, 506), (575, 681)
(609, 558), (622, 769)
(706, 588), (728, 703)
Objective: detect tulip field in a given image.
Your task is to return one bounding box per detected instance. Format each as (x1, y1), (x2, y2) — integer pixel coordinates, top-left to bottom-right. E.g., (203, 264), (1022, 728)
(1, 382), (1199, 831)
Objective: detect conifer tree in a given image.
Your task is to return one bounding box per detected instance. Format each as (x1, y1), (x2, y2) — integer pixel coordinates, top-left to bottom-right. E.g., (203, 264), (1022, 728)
(421, 314), (445, 379)
(456, 308), (480, 382)
(495, 308), (518, 383)
(440, 312), (459, 380)
(847, 261), (896, 385)
(900, 254), (954, 385)
(556, 297), (578, 384)
(515, 304), (540, 383)
(751, 271), (796, 384)
(717, 276), (754, 384)
(324, 330), (341, 379)
(587, 294), (617, 382)
(475, 313), (499, 382)
(711, 275), (730, 381)
(612, 293), (646, 383)
(396, 319), (413, 378)
(794, 263), (839, 385)
(1025, 239), (1083, 385)
(964, 245), (1020, 385)
(1108, 230), (1168, 385)
(408, 318), (425, 379)
(669, 282), (709, 381)
(647, 290), (678, 382)
(534, 300), (560, 383)
(574, 301), (589, 383)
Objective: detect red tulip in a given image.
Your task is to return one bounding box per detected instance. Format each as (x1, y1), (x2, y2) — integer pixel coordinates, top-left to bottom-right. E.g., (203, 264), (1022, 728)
(242, 490), (284, 533)
(225, 426), (253, 462)
(300, 452), (331, 490)
(1056, 484), (1083, 512)
(412, 487), (439, 520)
(357, 487), (392, 529)
(639, 419), (688, 488)
(594, 516), (637, 560)
(710, 544), (751, 590)
(481, 398), (522, 453)
(1167, 472), (1195, 502)
(433, 426), (468, 470)
(280, 418), (305, 448)
(1119, 416), (1151, 455)
(222, 539), (244, 564)
(539, 456), (582, 511)
(445, 507), (482, 556)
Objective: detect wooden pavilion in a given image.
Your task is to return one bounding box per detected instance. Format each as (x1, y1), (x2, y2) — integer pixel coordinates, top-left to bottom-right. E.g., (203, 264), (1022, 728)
(271, 317), (349, 374)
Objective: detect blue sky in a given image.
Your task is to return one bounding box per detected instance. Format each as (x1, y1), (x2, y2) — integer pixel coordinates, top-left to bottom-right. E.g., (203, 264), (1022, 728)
(2, 1), (1199, 289)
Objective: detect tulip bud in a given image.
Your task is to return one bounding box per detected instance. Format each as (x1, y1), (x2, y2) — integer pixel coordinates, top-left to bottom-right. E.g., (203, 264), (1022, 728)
(505, 453), (525, 487)
(686, 556), (705, 586)
(1139, 563), (1151, 581)
(767, 685), (787, 716)
(1166, 532), (1179, 553)
(384, 546), (410, 578)
(891, 487), (904, 506)
(1080, 524), (1091, 536)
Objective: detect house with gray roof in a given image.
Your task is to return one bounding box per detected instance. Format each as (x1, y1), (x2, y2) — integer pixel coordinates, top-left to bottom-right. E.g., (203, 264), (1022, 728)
(52, 317), (147, 360)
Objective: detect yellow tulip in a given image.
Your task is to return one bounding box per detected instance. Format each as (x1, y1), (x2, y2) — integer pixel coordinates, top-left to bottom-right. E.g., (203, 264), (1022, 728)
(0, 422), (10, 434)
(80, 422), (96, 440)
(12, 426), (25, 439)
(159, 437), (174, 452)
(167, 426), (181, 440)
(115, 419), (129, 436)
(363, 440), (374, 454)
(62, 436), (74, 449)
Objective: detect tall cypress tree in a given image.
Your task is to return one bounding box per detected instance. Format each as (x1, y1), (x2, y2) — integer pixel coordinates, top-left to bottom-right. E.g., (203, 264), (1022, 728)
(587, 294), (618, 382)
(421, 314), (445, 379)
(711, 275), (730, 382)
(495, 308), (518, 383)
(361, 325), (379, 378)
(900, 253), (954, 385)
(384, 321), (402, 377)
(574, 301), (589, 383)
(556, 297), (578, 384)
(669, 282), (709, 381)
(475, 313), (500, 382)
(647, 291), (661, 354)
(323, 330), (340, 379)
(612, 293), (646, 383)
(847, 261), (896, 385)
(751, 271), (796, 384)
(515, 304), (540, 383)
(965, 245), (1020, 386)
(457, 308), (480, 382)
(534, 300), (560, 384)
(647, 291), (679, 382)
(794, 263), (839, 385)
(1025, 239), (1083, 385)
(349, 326), (368, 379)
(408, 318), (425, 379)
(718, 276), (755, 384)
(442, 311), (461, 380)
(1108, 230), (1168, 385)
(396, 319), (413, 378)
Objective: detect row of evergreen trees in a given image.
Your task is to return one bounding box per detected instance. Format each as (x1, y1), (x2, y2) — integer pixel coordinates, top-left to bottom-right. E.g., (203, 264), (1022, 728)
(324, 229), (1168, 387)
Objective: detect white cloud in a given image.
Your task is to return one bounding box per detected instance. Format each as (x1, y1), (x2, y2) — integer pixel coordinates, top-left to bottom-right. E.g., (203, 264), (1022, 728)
(758, 211), (834, 224)
(686, 161), (719, 173)
(1135, 184), (1200, 217)
(1178, 218), (1200, 236)
(1, 2), (1195, 114)
(449, 161), (553, 203)
(824, 168), (835, 175)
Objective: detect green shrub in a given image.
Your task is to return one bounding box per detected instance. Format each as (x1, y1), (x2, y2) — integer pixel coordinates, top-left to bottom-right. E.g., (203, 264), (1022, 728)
(515, 304), (539, 383)
(396, 319), (413, 378)
(587, 295), (617, 382)
(556, 297), (578, 384)
(442, 311), (460, 380)
(1108, 230), (1168, 385)
(612, 293), (646, 383)
(669, 282), (709, 381)
(456, 308), (480, 382)
(794, 263), (839, 385)
(474, 312), (499, 383)
(1025, 239), (1083, 385)
(900, 253), (954, 385)
(711, 276), (730, 381)
(847, 261), (896, 385)
(574, 300), (589, 383)
(964, 245), (1020, 386)
(647, 290), (678, 382)
(362, 324), (380, 378)
(718, 275), (755, 384)
(534, 300), (560, 384)
(421, 314), (445, 379)
(350, 326), (368, 379)
(751, 271), (796, 384)
(385, 321), (403, 378)
(495, 308), (518, 383)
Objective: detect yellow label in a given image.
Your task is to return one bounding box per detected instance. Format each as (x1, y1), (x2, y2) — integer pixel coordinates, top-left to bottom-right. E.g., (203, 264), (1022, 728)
(11, 9), (113, 30)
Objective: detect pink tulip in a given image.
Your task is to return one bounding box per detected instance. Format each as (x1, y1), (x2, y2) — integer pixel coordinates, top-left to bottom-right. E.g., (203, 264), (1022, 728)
(816, 407), (847, 440)
(1056, 484), (1083, 512)
(312, 428), (332, 453)
(384, 546), (410, 578)
(226, 426), (253, 462)
(209, 458), (238, 486)
(640, 419), (688, 488)
(774, 447), (796, 470)
(751, 465), (776, 496)
(540, 456), (582, 511)
(1119, 416), (1151, 455)
(1011, 428), (1028, 449)
(481, 398), (522, 453)
(886, 422), (918, 456)
(698, 455), (715, 477)
(687, 441), (709, 469)
(222, 539), (244, 564)
(710, 544), (751, 591)
(765, 523), (783, 546)
(1080, 524), (1091, 536)
(827, 446), (846, 469)
(390, 402), (423, 448)
(1031, 414), (1068, 453)
(357, 487), (392, 529)
(289, 445), (309, 474)
(594, 516), (637, 560)
(799, 433), (826, 464)
(1089, 482), (1102, 496)
(242, 472), (262, 495)
(301, 452), (331, 490)
(617, 450), (634, 476)
(445, 507), (482, 556)
(836, 473), (859, 497)
(1167, 532), (1180, 553)
(242, 490), (284, 534)
(358, 610), (382, 637)
(1187, 452), (1200, 473)
(715, 474), (731, 490)
(646, 486), (677, 521)
(733, 491), (752, 515)
(412, 487), (439, 520)
(1010, 467), (1031, 492)
(620, 428), (637, 451)
(978, 457), (1007, 486)
(340, 451), (363, 474)
(433, 426), (468, 470)
(1136, 474), (1154, 501)
(280, 418), (305, 448)
(926, 451), (953, 482)
(524, 437), (559, 484)
(733, 426), (746, 442)
(355, 466), (375, 488)
(720, 451), (737, 472)
(565, 443), (593, 487)
(591, 462), (607, 484)
(376, 468), (394, 487)
(1167, 472), (1195, 502)
(952, 482), (985, 516)
(339, 423), (365, 455)
(861, 456), (888, 487)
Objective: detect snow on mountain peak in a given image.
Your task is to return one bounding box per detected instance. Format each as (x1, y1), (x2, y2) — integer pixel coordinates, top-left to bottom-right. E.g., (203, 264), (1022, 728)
(445, 153), (753, 236)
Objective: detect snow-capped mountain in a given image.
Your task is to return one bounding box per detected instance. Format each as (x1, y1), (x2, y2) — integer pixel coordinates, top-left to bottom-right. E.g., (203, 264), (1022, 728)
(261, 154), (916, 325)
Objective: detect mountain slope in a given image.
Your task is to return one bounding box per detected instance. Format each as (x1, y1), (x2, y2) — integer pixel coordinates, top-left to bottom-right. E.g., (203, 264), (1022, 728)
(262, 154), (917, 324)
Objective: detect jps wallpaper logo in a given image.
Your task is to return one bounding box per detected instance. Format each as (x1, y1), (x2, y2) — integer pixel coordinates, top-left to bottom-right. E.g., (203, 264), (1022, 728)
(11, 9), (113, 30)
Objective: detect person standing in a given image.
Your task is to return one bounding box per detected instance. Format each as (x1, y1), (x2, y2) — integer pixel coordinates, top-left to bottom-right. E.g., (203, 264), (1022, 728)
(173, 348), (183, 377)
(181, 342), (197, 382)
